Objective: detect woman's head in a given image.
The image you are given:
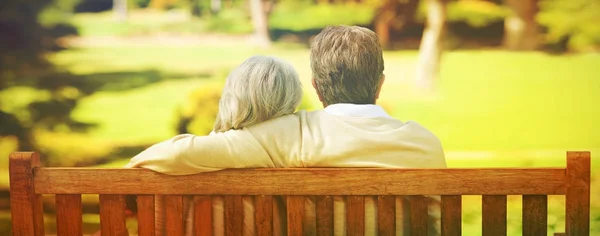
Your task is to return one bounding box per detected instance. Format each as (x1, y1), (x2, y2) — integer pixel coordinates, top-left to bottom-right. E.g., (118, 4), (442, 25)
(213, 56), (303, 132)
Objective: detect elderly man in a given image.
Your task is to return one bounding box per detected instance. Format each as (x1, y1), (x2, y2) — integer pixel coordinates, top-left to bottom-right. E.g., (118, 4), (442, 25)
(128, 25), (446, 235)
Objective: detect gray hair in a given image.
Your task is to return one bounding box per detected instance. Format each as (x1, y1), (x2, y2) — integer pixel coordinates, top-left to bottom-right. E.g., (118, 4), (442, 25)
(213, 56), (302, 132)
(310, 25), (384, 105)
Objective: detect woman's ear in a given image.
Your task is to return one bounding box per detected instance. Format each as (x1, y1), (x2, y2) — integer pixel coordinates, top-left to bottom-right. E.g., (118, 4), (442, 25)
(375, 74), (385, 100)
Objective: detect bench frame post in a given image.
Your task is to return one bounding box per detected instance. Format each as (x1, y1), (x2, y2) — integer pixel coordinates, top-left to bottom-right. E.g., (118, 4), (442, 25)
(565, 151), (591, 236)
(9, 152), (45, 236)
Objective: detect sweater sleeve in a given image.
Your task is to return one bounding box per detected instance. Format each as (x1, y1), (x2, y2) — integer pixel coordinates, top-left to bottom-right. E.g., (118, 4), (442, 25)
(125, 130), (275, 175)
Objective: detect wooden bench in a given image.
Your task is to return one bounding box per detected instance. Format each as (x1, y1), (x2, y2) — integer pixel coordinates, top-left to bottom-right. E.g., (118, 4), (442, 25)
(9, 151), (590, 236)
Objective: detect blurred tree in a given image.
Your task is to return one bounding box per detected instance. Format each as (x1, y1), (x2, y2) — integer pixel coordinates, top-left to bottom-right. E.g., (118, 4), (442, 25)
(250, 0), (272, 48)
(503, 0), (539, 50)
(0, 0), (76, 157)
(537, 0), (600, 52)
(113, 0), (128, 22)
(374, 0), (419, 49)
(176, 83), (223, 135)
(149, 0), (179, 10)
(375, 0), (398, 49)
(211, 0), (222, 14)
(416, 0), (447, 90)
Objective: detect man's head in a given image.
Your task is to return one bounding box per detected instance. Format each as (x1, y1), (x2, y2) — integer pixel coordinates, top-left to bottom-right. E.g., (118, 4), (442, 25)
(310, 25), (385, 107)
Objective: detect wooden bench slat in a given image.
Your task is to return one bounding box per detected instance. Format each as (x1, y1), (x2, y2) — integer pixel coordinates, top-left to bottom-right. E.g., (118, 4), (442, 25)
(137, 195), (155, 236)
(255, 195), (272, 235)
(99, 194), (128, 236)
(482, 195), (507, 236)
(164, 195), (184, 236)
(315, 195), (333, 236)
(377, 196), (395, 236)
(441, 195), (461, 236)
(287, 196), (305, 236)
(194, 196), (212, 236)
(522, 195), (547, 236)
(224, 195), (243, 236)
(34, 168), (567, 195)
(566, 151), (591, 236)
(409, 195), (428, 236)
(346, 196), (365, 236)
(9, 152), (45, 236)
(55, 194), (82, 236)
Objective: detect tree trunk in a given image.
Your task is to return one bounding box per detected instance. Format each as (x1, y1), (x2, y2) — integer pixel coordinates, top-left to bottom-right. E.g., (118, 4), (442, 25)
(416, 0), (447, 90)
(211, 0), (222, 14)
(250, 0), (271, 48)
(503, 0), (540, 50)
(113, 0), (128, 22)
(374, 0), (418, 49)
(374, 0), (397, 49)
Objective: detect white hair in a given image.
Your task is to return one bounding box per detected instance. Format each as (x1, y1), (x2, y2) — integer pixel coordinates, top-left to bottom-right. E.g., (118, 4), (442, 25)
(213, 56), (303, 132)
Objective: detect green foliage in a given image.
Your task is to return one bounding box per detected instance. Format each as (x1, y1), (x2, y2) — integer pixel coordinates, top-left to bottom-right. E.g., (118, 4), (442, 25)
(134, 0), (152, 8)
(202, 8), (254, 34)
(417, 0), (509, 28)
(537, 0), (600, 52)
(446, 0), (509, 28)
(38, 0), (81, 26)
(178, 82), (223, 135)
(269, 2), (376, 31)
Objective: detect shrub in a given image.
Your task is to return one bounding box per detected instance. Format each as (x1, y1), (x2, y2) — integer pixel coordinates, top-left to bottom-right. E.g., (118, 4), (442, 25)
(177, 82), (223, 135)
(537, 0), (600, 52)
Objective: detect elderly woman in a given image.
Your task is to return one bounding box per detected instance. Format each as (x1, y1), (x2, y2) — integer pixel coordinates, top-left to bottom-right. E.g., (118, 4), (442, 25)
(128, 55), (302, 236)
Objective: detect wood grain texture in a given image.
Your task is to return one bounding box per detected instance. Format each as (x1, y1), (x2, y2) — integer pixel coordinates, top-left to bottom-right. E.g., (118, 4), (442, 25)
(566, 151), (591, 236)
(137, 195), (155, 236)
(482, 195), (507, 236)
(255, 195), (272, 236)
(315, 195), (333, 236)
(224, 195), (243, 236)
(409, 195), (428, 236)
(34, 168), (566, 195)
(99, 194), (128, 236)
(377, 196), (395, 236)
(346, 196), (365, 236)
(194, 196), (212, 236)
(164, 195), (184, 236)
(441, 195), (461, 236)
(9, 152), (45, 236)
(522, 195), (547, 236)
(55, 194), (82, 236)
(287, 196), (305, 236)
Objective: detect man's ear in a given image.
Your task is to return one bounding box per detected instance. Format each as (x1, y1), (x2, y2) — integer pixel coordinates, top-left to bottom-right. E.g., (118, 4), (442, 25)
(375, 74), (385, 100)
(312, 79), (324, 103)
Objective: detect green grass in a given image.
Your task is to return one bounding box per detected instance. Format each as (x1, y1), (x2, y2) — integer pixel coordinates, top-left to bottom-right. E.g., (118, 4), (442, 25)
(68, 9), (253, 37)
(47, 46), (600, 151)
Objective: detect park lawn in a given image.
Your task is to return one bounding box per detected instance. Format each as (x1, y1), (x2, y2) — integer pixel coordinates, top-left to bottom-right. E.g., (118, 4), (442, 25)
(47, 45), (600, 151)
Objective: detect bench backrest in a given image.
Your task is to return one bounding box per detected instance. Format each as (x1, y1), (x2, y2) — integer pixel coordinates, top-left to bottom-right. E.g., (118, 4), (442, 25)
(9, 151), (590, 236)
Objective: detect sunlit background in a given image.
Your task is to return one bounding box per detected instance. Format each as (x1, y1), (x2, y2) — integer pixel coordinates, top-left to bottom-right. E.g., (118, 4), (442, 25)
(1, 0), (599, 234)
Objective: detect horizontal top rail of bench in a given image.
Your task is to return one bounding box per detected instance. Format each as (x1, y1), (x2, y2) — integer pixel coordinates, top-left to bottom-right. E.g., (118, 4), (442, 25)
(33, 167), (566, 195)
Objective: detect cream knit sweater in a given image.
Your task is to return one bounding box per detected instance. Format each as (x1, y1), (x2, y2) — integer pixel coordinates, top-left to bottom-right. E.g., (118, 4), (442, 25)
(127, 108), (446, 235)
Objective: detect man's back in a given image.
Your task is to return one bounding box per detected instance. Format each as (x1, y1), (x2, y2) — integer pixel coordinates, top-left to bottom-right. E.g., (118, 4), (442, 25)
(247, 107), (446, 170)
